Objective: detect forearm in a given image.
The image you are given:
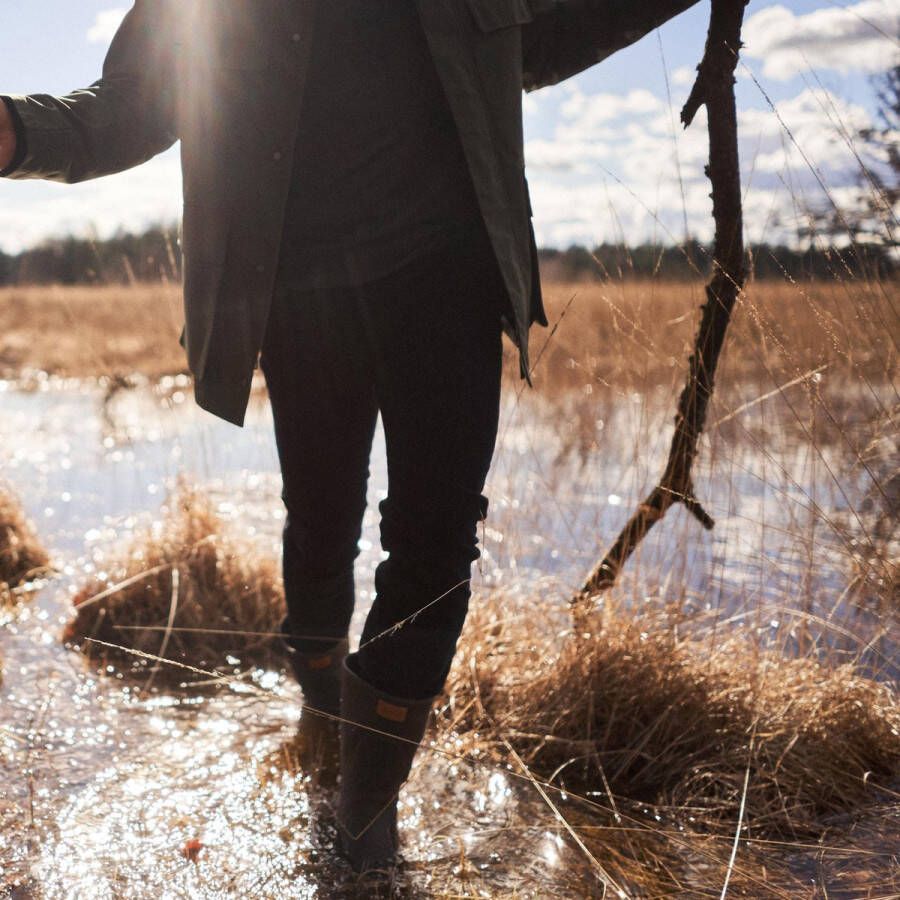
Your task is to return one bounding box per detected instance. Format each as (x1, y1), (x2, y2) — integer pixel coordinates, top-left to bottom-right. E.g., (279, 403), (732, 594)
(2, 84), (176, 184)
(523, 0), (701, 91)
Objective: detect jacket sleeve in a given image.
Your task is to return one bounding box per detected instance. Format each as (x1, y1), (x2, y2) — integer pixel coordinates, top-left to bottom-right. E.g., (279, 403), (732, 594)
(522, 0), (702, 92)
(1, 0), (179, 183)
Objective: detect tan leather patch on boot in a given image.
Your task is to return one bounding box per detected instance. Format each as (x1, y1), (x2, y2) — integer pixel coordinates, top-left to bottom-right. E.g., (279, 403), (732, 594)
(375, 699), (409, 723)
(307, 654), (333, 670)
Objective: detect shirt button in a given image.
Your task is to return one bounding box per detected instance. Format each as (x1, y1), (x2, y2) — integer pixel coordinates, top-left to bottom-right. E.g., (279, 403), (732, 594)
(255, 264), (266, 274)
(273, 151), (283, 161)
(291, 33), (301, 43)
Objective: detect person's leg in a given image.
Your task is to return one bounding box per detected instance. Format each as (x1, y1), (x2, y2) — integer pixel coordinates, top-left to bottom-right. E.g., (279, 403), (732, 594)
(357, 224), (505, 699)
(337, 224), (506, 871)
(261, 284), (378, 719)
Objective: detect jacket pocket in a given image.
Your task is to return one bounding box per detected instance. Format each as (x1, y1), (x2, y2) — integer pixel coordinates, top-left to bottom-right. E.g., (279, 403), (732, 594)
(465, 0), (534, 31)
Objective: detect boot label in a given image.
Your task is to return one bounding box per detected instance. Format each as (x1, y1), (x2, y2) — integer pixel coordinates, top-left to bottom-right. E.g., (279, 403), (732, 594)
(375, 700), (409, 723)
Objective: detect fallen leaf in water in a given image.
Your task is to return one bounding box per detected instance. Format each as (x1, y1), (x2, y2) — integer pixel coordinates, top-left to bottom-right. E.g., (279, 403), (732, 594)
(181, 838), (204, 862)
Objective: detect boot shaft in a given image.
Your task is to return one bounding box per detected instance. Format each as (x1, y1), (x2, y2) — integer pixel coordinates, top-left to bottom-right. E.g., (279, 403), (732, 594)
(281, 624), (349, 717)
(337, 654), (436, 869)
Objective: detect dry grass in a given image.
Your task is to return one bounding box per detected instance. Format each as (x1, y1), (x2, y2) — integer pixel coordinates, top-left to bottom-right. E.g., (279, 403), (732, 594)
(434, 591), (900, 894)
(527, 278), (898, 395)
(527, 277), (899, 595)
(0, 284), (186, 381)
(0, 484), (50, 604)
(3, 278), (896, 392)
(441, 592), (900, 838)
(64, 487), (285, 679)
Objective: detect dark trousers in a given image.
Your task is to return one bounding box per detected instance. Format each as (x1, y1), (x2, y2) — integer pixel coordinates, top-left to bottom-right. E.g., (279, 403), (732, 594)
(260, 225), (505, 699)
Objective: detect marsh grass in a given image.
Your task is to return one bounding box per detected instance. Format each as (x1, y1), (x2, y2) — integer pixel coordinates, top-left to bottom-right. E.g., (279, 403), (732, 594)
(5, 273), (897, 894)
(64, 486), (285, 679)
(0, 483), (50, 604)
(0, 284), (185, 381)
(526, 277), (898, 612)
(4, 277), (896, 391)
(442, 593), (900, 833)
(433, 590), (900, 895)
(528, 278), (897, 396)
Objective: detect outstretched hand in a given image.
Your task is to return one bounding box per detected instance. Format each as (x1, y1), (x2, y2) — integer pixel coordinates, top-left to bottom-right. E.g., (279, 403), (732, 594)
(0, 101), (17, 171)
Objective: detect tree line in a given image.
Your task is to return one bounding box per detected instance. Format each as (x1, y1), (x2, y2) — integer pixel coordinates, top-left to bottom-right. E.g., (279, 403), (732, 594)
(539, 240), (893, 282)
(0, 227), (182, 286)
(0, 227), (893, 287)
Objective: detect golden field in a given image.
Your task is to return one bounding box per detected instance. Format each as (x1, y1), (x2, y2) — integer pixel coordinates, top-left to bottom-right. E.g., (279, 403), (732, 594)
(1, 277), (895, 388)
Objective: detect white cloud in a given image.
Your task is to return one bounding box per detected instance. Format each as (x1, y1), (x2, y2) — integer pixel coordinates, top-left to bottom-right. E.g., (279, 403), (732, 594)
(87, 8), (127, 45)
(671, 66), (695, 88)
(560, 88), (662, 129)
(526, 139), (612, 174)
(739, 89), (872, 177)
(526, 81), (883, 249)
(0, 151), (182, 253)
(4, 81), (878, 255)
(743, 1), (900, 81)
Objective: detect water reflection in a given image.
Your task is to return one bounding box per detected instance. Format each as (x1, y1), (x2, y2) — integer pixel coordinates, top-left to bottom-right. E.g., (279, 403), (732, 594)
(0, 379), (896, 896)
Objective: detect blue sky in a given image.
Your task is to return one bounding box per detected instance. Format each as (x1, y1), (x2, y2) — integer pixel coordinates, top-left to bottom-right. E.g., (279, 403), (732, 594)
(1, 1), (897, 252)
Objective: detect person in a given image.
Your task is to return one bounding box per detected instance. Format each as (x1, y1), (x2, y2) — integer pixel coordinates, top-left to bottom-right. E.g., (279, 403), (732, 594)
(0, 0), (698, 876)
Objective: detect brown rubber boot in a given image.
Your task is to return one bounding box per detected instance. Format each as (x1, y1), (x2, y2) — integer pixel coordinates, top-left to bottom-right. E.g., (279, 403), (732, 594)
(336, 655), (435, 874)
(281, 625), (349, 781)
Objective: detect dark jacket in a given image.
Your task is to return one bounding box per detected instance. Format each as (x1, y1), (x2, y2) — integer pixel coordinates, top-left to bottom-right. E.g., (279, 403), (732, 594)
(3, 0), (697, 425)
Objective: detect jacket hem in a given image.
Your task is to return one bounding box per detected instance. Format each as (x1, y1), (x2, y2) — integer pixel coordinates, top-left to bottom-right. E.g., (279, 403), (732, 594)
(193, 373), (254, 428)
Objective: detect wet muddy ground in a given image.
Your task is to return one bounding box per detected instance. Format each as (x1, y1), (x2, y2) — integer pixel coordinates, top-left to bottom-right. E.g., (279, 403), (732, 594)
(0, 374), (897, 897)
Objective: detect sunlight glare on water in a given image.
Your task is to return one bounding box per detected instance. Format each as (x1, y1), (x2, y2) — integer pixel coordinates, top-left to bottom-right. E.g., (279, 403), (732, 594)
(0, 379), (896, 896)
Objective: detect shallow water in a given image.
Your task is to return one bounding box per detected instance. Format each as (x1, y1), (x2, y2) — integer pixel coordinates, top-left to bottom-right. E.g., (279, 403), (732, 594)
(0, 377), (896, 897)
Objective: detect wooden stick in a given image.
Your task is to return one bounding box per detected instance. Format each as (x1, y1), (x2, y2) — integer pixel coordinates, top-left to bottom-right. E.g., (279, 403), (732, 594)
(575, 0), (750, 605)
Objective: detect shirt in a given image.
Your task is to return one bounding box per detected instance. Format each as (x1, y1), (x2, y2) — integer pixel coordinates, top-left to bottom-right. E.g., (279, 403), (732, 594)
(275, 0), (482, 291)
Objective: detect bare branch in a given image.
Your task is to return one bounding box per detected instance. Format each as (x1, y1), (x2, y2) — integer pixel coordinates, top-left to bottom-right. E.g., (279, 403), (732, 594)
(575, 0), (750, 604)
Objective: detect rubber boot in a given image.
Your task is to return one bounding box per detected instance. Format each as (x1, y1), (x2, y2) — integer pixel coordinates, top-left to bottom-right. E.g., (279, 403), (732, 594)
(281, 623), (349, 781)
(336, 655), (435, 874)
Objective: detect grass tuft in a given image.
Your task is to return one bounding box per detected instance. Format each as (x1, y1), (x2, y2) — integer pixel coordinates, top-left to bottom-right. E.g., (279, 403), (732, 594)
(0, 484), (50, 604)
(442, 592), (900, 839)
(64, 487), (285, 680)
